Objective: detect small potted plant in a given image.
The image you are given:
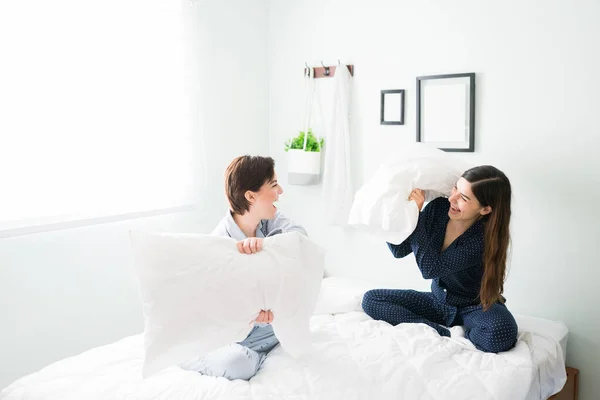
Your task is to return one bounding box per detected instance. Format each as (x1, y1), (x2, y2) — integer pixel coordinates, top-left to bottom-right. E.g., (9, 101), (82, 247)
(284, 128), (324, 185)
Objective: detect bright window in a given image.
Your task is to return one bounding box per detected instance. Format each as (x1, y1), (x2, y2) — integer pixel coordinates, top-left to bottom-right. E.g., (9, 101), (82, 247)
(0, 0), (195, 232)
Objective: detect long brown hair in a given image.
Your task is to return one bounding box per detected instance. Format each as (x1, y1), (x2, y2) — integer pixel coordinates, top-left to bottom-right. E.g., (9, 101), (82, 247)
(462, 165), (512, 310)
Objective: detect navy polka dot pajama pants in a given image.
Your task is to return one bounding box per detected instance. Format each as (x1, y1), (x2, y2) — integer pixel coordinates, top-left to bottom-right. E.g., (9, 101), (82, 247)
(362, 289), (518, 353)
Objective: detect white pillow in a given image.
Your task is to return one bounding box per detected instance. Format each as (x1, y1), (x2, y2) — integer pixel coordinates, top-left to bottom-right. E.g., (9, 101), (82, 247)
(347, 143), (471, 244)
(314, 277), (380, 315)
(129, 230), (325, 378)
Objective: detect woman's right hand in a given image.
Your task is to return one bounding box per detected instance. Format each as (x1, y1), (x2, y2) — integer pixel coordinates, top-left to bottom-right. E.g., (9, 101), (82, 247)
(255, 310), (274, 324)
(237, 237), (264, 254)
(409, 189), (425, 212)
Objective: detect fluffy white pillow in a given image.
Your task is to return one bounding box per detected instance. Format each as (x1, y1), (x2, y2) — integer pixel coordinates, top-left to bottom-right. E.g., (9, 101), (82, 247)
(347, 143), (471, 244)
(129, 230), (325, 378)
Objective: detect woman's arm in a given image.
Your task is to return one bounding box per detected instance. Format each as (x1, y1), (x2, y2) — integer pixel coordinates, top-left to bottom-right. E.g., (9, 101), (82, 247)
(387, 189), (429, 259)
(387, 237), (413, 258)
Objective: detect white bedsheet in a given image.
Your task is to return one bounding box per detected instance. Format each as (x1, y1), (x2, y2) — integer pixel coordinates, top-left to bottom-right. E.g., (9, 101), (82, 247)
(0, 311), (565, 400)
(515, 314), (568, 400)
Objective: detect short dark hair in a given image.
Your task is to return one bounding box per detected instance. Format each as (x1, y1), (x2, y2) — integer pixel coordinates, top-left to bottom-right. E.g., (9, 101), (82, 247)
(224, 155), (275, 215)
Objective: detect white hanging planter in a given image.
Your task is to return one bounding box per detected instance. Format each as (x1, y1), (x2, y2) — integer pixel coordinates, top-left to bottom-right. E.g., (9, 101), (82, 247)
(287, 149), (321, 185)
(286, 68), (324, 186)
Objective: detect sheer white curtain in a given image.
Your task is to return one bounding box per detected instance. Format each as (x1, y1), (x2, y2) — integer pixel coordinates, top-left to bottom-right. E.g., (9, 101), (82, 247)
(0, 0), (195, 231)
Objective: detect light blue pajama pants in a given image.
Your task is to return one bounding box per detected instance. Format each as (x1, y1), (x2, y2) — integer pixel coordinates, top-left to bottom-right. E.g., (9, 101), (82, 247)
(180, 324), (279, 380)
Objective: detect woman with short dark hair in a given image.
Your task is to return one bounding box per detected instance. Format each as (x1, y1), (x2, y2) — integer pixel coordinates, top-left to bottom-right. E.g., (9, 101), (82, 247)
(180, 155), (307, 380)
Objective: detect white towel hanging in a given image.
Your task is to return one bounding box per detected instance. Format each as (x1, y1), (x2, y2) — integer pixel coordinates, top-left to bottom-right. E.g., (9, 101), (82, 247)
(322, 63), (353, 226)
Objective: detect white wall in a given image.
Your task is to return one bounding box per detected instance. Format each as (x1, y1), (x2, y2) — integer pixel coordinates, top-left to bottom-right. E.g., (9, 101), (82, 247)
(0, 0), (270, 389)
(268, 1), (600, 399)
(192, 0), (270, 219)
(0, 212), (196, 388)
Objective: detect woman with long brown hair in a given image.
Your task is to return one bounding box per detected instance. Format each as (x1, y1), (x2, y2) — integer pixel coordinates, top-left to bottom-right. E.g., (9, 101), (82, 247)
(362, 165), (518, 353)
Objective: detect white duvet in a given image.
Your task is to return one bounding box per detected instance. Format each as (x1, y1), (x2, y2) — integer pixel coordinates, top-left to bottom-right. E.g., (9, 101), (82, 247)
(1, 312), (541, 400)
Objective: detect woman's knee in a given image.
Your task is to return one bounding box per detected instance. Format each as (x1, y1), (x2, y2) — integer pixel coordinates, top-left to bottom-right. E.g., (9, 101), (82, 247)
(362, 289), (416, 316)
(466, 308), (518, 353)
(221, 348), (261, 380)
(362, 289), (385, 317)
(184, 344), (263, 381)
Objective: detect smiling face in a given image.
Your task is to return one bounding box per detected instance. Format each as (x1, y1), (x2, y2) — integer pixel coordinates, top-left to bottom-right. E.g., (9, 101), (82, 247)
(247, 174), (283, 220)
(447, 177), (492, 222)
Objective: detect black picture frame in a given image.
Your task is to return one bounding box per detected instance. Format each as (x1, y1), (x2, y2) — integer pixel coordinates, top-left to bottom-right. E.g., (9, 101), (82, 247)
(416, 73), (475, 152)
(380, 89), (405, 125)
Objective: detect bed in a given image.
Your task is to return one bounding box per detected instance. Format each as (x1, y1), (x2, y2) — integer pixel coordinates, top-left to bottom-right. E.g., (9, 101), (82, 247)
(0, 279), (568, 400)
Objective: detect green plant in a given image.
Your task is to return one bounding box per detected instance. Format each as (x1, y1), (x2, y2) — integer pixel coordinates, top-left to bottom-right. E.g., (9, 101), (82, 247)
(284, 129), (324, 152)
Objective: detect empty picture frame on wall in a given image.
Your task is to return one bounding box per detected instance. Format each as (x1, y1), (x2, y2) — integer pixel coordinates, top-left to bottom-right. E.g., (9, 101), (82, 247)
(380, 89), (405, 125)
(416, 73), (475, 152)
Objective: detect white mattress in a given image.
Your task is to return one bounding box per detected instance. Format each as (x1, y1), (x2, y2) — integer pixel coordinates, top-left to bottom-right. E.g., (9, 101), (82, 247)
(0, 311), (567, 400)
